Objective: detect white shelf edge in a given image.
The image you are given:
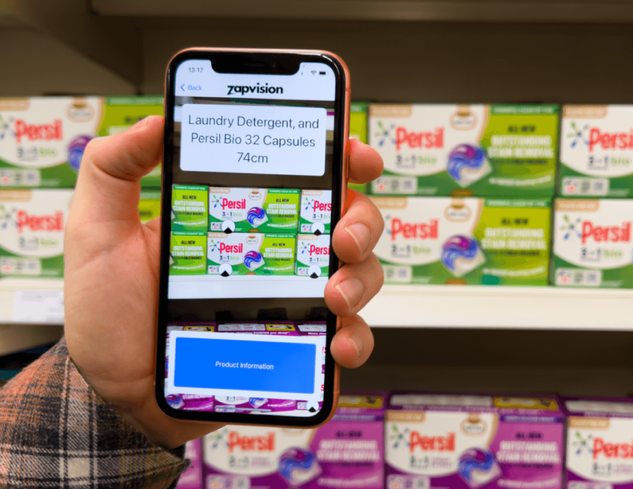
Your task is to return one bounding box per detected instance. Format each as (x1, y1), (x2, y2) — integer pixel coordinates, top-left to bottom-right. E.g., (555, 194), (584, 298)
(362, 285), (633, 330)
(0, 278), (64, 326)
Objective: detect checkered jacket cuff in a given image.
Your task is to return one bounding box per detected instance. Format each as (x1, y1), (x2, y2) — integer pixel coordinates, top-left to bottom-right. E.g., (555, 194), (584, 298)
(0, 338), (188, 489)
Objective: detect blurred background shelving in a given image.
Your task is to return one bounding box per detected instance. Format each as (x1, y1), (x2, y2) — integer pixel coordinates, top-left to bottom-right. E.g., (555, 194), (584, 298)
(1, 0), (632, 398)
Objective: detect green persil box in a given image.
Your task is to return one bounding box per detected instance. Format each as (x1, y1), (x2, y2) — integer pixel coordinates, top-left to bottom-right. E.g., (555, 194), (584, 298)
(296, 234), (331, 278)
(169, 232), (207, 275)
(98, 97), (164, 189)
(349, 102), (368, 193)
(371, 196), (551, 285)
(207, 232), (296, 276)
(0, 189), (73, 278)
(368, 104), (559, 197)
(0, 96), (164, 189)
(299, 189), (332, 235)
(0, 97), (103, 188)
(560, 105), (633, 198)
(208, 187), (299, 233)
(171, 184), (208, 232)
(553, 199), (633, 288)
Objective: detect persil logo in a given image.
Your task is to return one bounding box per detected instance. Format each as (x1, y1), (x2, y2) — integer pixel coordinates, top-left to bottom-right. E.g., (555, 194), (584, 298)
(14, 210), (64, 234)
(580, 220), (631, 245)
(312, 200), (331, 212)
(219, 242), (243, 253)
(227, 83), (283, 96)
(228, 431), (275, 453)
(395, 127), (444, 151)
(14, 119), (63, 144)
(409, 431), (455, 453)
(308, 244), (329, 256)
(587, 128), (633, 152)
(592, 437), (633, 459)
(389, 218), (438, 241)
(222, 198), (246, 210)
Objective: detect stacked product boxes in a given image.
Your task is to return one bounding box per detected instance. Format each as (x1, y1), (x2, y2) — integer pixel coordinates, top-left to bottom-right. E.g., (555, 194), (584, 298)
(367, 104), (559, 286)
(201, 392), (385, 489)
(553, 105), (633, 288)
(169, 185), (332, 279)
(0, 96), (164, 279)
(172, 393), (633, 489)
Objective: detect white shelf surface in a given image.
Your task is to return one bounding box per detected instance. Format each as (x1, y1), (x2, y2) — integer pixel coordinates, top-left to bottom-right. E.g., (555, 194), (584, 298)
(363, 285), (633, 330)
(0, 278), (64, 325)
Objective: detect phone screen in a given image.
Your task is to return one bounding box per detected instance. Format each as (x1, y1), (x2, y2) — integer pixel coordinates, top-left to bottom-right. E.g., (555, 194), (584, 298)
(157, 51), (346, 424)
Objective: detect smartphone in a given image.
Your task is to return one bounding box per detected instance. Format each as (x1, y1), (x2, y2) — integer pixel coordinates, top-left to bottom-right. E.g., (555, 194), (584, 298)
(155, 48), (350, 426)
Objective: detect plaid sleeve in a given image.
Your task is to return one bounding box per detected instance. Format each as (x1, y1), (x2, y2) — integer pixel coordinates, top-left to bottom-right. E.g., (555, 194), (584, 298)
(0, 338), (189, 489)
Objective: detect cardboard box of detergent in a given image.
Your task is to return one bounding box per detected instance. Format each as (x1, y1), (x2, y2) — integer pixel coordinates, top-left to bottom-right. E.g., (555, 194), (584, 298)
(369, 104), (559, 197)
(169, 232), (206, 275)
(386, 392), (564, 489)
(553, 199), (633, 288)
(299, 190), (332, 235)
(349, 102), (368, 193)
(139, 191), (160, 224)
(562, 396), (633, 489)
(175, 439), (204, 489)
(371, 196), (551, 285)
(296, 234), (331, 279)
(560, 105), (633, 198)
(0, 189), (72, 278)
(171, 184), (208, 232)
(0, 97), (103, 188)
(208, 187), (300, 233)
(203, 392), (385, 489)
(207, 232), (296, 276)
(98, 97), (164, 188)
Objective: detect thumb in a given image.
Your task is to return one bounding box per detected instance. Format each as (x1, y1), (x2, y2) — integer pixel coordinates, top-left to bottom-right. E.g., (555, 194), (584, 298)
(72, 116), (164, 224)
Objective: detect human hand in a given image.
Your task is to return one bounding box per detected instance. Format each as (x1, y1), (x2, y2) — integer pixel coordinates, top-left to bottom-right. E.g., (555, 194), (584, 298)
(64, 116), (384, 449)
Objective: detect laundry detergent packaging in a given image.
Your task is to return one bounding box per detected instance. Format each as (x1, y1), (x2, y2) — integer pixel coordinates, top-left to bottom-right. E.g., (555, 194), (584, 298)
(171, 184), (208, 232)
(299, 190), (332, 235)
(139, 191), (161, 224)
(296, 234), (331, 279)
(369, 104), (559, 197)
(0, 97), (103, 188)
(372, 196), (551, 285)
(553, 199), (633, 288)
(203, 392), (385, 489)
(349, 102), (368, 193)
(560, 105), (633, 198)
(208, 187), (300, 234)
(0, 189), (72, 278)
(563, 396), (633, 489)
(207, 232), (296, 276)
(175, 439), (204, 489)
(98, 96), (164, 188)
(169, 232), (207, 275)
(386, 393), (564, 489)
(216, 322), (299, 335)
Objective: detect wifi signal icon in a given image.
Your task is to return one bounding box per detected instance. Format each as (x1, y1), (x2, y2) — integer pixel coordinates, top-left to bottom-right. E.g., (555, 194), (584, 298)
(311, 70), (317, 75)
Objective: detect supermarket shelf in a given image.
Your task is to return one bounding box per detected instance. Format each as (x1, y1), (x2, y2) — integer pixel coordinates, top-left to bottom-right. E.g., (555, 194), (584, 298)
(0, 278), (64, 325)
(93, 0), (633, 24)
(363, 285), (633, 330)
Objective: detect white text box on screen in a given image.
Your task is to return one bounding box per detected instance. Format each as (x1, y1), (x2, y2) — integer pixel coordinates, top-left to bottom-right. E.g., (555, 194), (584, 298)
(180, 104), (327, 176)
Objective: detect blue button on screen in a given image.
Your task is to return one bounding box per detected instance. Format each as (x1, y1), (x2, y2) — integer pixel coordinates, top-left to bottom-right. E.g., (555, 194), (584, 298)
(174, 337), (316, 394)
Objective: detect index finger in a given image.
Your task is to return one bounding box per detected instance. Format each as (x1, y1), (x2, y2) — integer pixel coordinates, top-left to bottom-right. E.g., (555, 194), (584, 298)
(348, 139), (383, 184)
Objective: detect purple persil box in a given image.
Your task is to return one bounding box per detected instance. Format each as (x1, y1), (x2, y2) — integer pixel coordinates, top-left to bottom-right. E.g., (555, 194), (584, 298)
(385, 392), (564, 489)
(176, 439), (204, 489)
(202, 392), (385, 489)
(563, 396), (633, 489)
